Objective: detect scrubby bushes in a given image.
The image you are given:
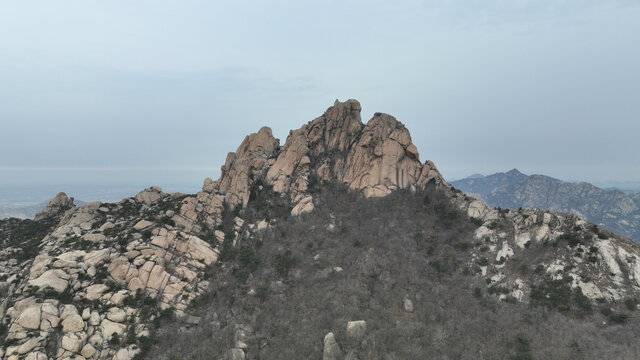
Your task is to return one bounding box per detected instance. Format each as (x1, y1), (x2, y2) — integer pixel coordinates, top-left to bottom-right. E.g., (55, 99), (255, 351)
(530, 277), (592, 316)
(558, 233), (583, 247)
(274, 250), (296, 277)
(145, 182), (640, 360)
(510, 337), (533, 360)
(0, 215), (59, 261)
(470, 217), (484, 227)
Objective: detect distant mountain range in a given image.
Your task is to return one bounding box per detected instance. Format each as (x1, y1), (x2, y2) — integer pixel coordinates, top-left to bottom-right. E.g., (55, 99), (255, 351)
(592, 180), (640, 194)
(0, 201), (48, 219)
(0, 200), (88, 219)
(0, 183), (201, 220)
(451, 169), (640, 242)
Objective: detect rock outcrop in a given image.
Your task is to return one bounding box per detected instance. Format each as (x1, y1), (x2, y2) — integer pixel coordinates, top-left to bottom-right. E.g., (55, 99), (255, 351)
(216, 127), (280, 208)
(264, 100), (446, 205)
(134, 186), (165, 205)
(458, 198), (640, 303)
(0, 192), (216, 359)
(34, 192), (75, 221)
(323, 332), (342, 360)
(177, 99), (449, 231)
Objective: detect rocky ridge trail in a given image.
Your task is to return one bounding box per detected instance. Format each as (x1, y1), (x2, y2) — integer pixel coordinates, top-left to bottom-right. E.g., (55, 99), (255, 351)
(1, 100), (640, 359)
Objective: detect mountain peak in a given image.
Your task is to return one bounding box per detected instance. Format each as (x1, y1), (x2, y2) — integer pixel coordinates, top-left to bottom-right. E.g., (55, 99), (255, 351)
(188, 99), (447, 229)
(232, 100), (437, 198)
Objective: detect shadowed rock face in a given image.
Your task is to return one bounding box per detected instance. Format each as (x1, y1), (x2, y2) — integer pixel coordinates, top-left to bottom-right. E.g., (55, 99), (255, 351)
(215, 127), (280, 207)
(266, 99), (366, 198)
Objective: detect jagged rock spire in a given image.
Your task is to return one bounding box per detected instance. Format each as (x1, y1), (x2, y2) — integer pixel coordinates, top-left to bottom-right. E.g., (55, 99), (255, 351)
(35, 192), (75, 220)
(188, 99), (449, 226)
(342, 112), (424, 197)
(265, 99), (446, 201)
(214, 126), (280, 207)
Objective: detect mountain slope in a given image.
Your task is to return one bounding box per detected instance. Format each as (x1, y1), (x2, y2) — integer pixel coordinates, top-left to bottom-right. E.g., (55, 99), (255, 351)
(452, 170), (640, 242)
(1, 100), (640, 359)
(451, 169), (529, 199)
(151, 185), (640, 360)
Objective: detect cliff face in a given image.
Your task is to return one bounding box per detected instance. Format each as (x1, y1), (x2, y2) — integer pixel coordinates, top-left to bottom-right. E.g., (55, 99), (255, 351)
(264, 100), (434, 199)
(1, 100), (640, 359)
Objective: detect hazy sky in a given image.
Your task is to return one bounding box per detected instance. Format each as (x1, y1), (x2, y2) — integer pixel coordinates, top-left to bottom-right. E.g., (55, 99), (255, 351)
(1, 0), (639, 189)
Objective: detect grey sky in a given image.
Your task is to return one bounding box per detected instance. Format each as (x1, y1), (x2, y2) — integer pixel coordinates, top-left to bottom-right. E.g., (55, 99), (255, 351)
(1, 0), (639, 189)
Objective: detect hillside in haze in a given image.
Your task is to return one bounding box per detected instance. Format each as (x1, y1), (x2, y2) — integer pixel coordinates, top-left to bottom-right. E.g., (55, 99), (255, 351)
(2, 101), (640, 359)
(0, 201), (88, 220)
(0, 184), (203, 220)
(451, 169), (640, 242)
(0, 203), (46, 220)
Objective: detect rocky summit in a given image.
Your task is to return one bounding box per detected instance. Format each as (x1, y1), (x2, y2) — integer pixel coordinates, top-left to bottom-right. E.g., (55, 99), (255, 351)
(188, 99), (444, 231)
(2, 100), (640, 359)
